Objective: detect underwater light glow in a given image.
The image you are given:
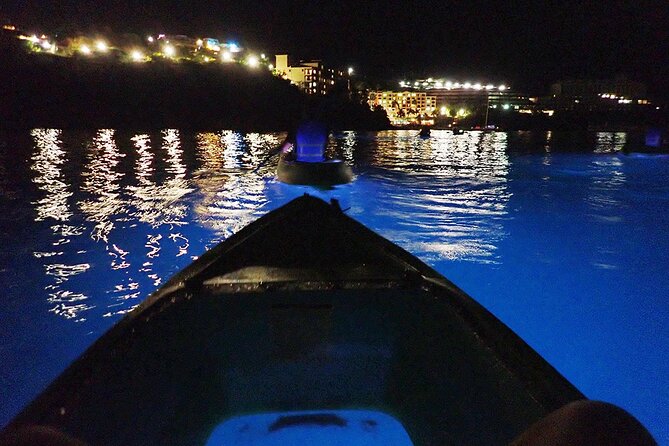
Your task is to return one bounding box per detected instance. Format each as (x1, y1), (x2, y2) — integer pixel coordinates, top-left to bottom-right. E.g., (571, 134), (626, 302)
(205, 410), (414, 446)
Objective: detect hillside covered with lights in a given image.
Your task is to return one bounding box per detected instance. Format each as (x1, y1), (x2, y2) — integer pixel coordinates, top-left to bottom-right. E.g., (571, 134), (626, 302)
(0, 32), (390, 131)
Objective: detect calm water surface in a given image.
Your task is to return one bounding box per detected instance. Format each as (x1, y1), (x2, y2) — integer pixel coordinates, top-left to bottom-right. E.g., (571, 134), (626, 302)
(0, 129), (667, 443)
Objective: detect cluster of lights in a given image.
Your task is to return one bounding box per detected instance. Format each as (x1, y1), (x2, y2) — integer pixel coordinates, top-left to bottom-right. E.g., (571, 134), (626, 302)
(77, 40), (110, 55)
(143, 34), (263, 69)
(18, 34), (58, 53)
(12, 26), (322, 76)
(399, 80), (508, 91)
(13, 22), (273, 71)
(438, 107), (469, 117)
(599, 93), (634, 104)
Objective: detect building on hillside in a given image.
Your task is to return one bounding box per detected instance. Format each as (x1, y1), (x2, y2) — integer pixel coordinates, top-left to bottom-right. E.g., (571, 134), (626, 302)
(402, 79), (534, 119)
(547, 76), (653, 111)
(370, 79), (534, 126)
(550, 76), (647, 100)
(368, 91), (437, 126)
(275, 54), (344, 95)
(159, 35), (198, 50)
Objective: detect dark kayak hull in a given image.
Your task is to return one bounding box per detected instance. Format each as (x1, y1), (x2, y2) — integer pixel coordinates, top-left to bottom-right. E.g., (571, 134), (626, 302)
(277, 157), (353, 185)
(2, 195), (584, 445)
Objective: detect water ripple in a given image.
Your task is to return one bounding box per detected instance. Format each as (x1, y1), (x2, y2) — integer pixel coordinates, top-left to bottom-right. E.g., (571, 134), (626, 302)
(353, 130), (510, 263)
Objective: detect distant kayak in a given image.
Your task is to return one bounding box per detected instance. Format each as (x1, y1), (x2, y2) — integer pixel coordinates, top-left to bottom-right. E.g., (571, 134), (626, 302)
(2, 195), (588, 445)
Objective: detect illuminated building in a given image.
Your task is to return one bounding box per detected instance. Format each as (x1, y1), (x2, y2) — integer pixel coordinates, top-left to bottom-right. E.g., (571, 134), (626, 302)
(275, 54), (344, 95)
(204, 38), (221, 51)
(408, 79), (532, 116)
(368, 91), (437, 126)
(159, 35), (198, 50)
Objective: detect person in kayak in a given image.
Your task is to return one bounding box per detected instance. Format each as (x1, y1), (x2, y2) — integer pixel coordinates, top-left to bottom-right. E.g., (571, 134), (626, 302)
(293, 121), (328, 162)
(271, 121), (329, 163)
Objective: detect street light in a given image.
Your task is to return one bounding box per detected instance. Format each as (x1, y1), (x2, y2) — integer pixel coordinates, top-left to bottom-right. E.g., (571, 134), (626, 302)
(96, 41), (108, 52)
(348, 67), (354, 76)
(163, 44), (176, 57)
(247, 55), (259, 68)
(131, 50), (144, 62)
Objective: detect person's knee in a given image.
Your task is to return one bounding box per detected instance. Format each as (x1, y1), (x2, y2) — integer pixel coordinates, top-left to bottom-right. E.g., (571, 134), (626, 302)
(511, 400), (657, 446)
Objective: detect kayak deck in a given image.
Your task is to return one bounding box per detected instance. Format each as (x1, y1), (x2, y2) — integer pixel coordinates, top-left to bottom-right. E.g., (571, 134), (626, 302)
(4, 195), (583, 445)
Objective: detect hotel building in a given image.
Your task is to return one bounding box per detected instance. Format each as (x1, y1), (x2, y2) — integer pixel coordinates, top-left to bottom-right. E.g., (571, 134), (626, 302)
(368, 91), (437, 126)
(371, 79), (536, 126)
(275, 54), (344, 95)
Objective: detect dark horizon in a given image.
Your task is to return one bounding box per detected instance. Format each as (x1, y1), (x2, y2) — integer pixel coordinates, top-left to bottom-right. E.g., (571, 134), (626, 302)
(2, 0), (668, 98)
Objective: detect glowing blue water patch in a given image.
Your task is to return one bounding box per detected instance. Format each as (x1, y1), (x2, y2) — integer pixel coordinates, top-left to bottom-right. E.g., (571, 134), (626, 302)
(296, 122), (327, 162)
(645, 128), (662, 147)
(205, 410), (414, 446)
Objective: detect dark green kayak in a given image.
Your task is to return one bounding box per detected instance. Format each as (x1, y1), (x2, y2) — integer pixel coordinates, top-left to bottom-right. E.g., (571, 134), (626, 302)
(2, 195), (584, 445)
(277, 155), (353, 185)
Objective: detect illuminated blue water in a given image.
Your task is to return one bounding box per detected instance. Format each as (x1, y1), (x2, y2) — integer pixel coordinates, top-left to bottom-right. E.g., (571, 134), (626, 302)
(0, 129), (667, 443)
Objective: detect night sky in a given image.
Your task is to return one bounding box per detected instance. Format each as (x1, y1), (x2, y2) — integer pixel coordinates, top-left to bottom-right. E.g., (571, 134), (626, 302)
(3, 0), (668, 97)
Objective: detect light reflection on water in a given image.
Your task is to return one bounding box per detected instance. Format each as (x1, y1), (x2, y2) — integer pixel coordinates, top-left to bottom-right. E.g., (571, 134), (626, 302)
(30, 129), (72, 222)
(354, 131), (510, 263)
(193, 131), (276, 240)
(30, 129), (91, 321)
(594, 131), (627, 153)
(80, 129), (126, 242)
(0, 129), (667, 443)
